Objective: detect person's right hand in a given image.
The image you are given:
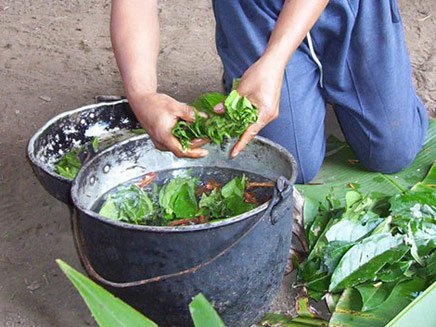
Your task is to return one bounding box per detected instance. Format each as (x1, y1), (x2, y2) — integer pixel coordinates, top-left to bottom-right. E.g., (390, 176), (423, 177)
(129, 93), (209, 158)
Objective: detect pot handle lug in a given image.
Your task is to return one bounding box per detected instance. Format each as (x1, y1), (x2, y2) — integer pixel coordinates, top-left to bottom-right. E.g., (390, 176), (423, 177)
(264, 176), (293, 225)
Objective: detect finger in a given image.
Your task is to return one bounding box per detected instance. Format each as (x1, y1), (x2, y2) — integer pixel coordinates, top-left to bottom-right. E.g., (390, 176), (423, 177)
(166, 135), (209, 158)
(230, 122), (264, 158)
(189, 138), (210, 149)
(177, 104), (208, 122)
(213, 101), (225, 114)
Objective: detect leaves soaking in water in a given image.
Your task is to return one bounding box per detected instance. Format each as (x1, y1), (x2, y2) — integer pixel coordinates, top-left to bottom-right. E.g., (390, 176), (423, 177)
(97, 169), (272, 227)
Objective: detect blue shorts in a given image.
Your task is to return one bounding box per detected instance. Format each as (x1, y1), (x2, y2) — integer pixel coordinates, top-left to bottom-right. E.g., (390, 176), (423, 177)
(212, 0), (429, 183)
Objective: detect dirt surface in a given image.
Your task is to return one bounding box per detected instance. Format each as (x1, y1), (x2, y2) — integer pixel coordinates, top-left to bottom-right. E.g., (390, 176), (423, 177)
(1, 1), (435, 326)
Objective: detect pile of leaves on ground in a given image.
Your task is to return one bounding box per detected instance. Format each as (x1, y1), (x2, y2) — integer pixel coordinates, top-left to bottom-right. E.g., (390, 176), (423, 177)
(98, 171), (272, 227)
(172, 89), (258, 149)
(261, 161), (436, 327)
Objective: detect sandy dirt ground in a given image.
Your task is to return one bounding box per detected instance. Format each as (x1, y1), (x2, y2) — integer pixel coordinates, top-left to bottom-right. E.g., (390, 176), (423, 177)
(1, 0), (435, 326)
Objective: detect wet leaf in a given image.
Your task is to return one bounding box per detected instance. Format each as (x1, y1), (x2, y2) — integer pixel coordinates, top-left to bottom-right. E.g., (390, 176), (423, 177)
(159, 177), (199, 219)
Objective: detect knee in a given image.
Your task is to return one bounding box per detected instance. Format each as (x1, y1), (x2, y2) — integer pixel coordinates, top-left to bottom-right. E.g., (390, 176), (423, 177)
(361, 139), (421, 174)
(295, 155), (323, 184)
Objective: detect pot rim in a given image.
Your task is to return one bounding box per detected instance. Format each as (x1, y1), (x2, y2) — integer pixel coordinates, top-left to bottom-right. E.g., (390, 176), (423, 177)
(27, 99), (129, 183)
(71, 134), (298, 233)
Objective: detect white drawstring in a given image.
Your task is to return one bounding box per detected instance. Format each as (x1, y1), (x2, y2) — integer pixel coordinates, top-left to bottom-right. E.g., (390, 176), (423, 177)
(306, 32), (324, 88)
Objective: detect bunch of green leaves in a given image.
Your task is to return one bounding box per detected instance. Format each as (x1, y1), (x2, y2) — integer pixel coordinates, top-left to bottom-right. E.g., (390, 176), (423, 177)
(158, 176), (199, 220)
(294, 162), (436, 326)
(99, 184), (161, 225)
(55, 137), (98, 179)
(98, 174), (257, 226)
(198, 174), (255, 221)
(172, 90), (258, 149)
(57, 259), (225, 327)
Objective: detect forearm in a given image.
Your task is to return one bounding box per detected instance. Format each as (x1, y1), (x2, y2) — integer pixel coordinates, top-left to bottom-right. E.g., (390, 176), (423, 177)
(110, 0), (159, 98)
(262, 0), (329, 71)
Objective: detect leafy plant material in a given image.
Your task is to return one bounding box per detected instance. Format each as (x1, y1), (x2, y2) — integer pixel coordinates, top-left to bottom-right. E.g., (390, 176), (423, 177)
(386, 280), (436, 327)
(189, 293), (226, 327)
(55, 137), (99, 179)
(58, 260), (227, 327)
(329, 234), (407, 292)
(329, 279), (428, 327)
(172, 90), (258, 149)
(159, 177), (199, 220)
(98, 173), (260, 226)
(56, 259), (158, 327)
(99, 185), (156, 225)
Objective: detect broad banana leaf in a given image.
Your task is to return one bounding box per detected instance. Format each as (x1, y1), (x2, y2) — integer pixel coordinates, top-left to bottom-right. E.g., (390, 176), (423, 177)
(385, 280), (436, 327)
(56, 259), (157, 327)
(411, 161), (436, 192)
(296, 120), (436, 203)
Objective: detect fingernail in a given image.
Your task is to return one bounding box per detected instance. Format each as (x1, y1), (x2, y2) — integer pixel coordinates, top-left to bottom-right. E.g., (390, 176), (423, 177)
(198, 111), (208, 118)
(231, 151), (239, 158)
(214, 103), (224, 113)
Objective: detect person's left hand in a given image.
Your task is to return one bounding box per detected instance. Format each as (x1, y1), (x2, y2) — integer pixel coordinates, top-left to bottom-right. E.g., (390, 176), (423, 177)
(214, 56), (284, 157)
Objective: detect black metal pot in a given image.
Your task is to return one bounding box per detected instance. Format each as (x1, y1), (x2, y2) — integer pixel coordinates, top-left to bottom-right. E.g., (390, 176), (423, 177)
(71, 135), (297, 327)
(27, 99), (141, 204)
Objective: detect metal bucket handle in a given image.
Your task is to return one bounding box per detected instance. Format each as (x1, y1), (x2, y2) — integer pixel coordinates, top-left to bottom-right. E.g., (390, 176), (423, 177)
(71, 176), (293, 288)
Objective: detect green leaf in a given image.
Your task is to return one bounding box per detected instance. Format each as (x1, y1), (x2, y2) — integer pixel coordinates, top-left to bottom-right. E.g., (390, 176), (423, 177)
(355, 281), (398, 312)
(320, 241), (355, 273)
(329, 233), (407, 292)
(98, 195), (118, 220)
(303, 197), (320, 230)
(189, 293), (226, 327)
(221, 174), (245, 198)
(296, 119), (436, 202)
(91, 136), (99, 152)
(55, 147), (83, 179)
(99, 185), (156, 224)
(159, 177), (198, 219)
(56, 260), (157, 327)
(172, 89), (258, 149)
(386, 280), (436, 327)
(325, 293), (341, 313)
(377, 260), (414, 282)
(190, 93), (226, 115)
(259, 313), (328, 327)
(411, 161), (436, 193)
(55, 137), (100, 179)
(329, 278), (427, 327)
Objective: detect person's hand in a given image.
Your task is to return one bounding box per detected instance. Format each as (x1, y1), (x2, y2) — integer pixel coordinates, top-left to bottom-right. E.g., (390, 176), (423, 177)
(129, 93), (209, 158)
(214, 56), (284, 157)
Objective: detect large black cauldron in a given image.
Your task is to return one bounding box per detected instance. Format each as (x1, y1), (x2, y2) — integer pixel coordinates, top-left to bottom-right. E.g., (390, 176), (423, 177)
(71, 135), (297, 327)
